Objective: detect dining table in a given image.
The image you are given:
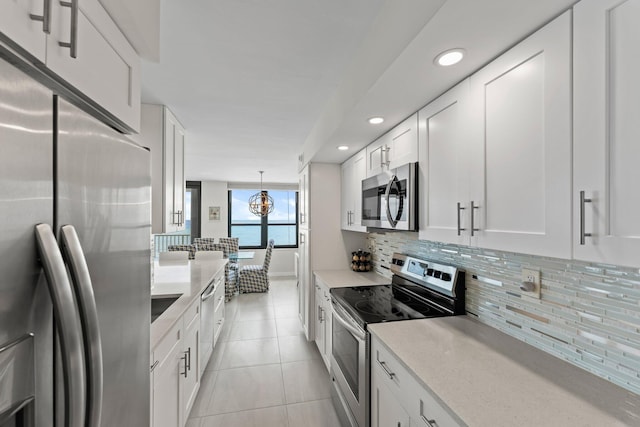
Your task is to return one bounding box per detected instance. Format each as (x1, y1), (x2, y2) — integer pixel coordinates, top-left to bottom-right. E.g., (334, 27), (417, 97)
(227, 251), (255, 292)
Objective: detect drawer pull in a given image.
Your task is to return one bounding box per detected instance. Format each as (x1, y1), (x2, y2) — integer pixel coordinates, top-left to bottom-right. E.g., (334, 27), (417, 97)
(420, 399), (438, 427)
(377, 360), (395, 379)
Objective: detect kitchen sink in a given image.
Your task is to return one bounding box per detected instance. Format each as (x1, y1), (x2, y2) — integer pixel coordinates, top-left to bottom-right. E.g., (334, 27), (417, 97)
(151, 295), (181, 323)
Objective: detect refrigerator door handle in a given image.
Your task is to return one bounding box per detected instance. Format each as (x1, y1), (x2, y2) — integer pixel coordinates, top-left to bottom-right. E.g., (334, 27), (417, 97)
(35, 223), (86, 427)
(60, 225), (103, 427)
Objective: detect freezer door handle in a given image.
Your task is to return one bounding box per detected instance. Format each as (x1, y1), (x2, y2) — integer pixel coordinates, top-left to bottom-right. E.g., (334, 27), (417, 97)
(60, 225), (103, 427)
(35, 223), (86, 427)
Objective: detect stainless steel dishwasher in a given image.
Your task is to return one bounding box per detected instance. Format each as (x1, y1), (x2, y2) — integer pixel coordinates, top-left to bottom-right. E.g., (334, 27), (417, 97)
(199, 273), (223, 376)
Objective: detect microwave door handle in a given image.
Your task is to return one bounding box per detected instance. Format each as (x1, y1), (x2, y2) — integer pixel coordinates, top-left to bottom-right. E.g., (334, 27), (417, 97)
(384, 175), (401, 228)
(60, 225), (103, 427)
(35, 223), (86, 427)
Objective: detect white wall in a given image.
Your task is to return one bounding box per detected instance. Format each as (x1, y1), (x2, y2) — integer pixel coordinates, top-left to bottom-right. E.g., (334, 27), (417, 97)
(200, 180), (296, 276)
(201, 181), (229, 238)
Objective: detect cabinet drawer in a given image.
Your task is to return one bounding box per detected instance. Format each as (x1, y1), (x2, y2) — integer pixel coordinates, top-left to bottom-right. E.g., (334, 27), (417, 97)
(154, 320), (181, 368)
(408, 382), (461, 427)
(183, 298), (199, 330)
(371, 339), (412, 395)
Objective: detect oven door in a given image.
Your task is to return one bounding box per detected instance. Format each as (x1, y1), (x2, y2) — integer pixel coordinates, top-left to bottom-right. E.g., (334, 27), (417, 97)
(330, 301), (368, 427)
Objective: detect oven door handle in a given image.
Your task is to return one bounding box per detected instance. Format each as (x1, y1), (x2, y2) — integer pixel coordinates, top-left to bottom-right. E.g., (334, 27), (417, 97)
(332, 303), (366, 341)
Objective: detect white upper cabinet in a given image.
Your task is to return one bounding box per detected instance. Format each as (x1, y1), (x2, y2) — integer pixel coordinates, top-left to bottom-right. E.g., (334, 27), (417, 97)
(139, 104), (186, 234)
(341, 149), (367, 232)
(466, 11), (572, 259)
(418, 80), (471, 246)
(47, 0), (140, 132)
(573, 0), (640, 267)
(299, 164), (309, 229)
(163, 109), (186, 233)
(366, 113), (418, 177)
(0, 0), (48, 62)
(0, 0), (140, 132)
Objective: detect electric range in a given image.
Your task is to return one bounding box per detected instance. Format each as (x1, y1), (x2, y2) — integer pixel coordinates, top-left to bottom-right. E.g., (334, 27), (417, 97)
(329, 253), (465, 427)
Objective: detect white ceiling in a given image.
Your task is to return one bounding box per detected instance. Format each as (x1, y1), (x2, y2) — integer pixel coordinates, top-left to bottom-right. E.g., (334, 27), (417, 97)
(140, 0), (578, 184)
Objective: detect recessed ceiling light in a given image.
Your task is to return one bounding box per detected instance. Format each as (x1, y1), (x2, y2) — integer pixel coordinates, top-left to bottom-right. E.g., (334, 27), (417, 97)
(337, 145), (349, 151)
(434, 48), (465, 66)
(368, 117), (384, 125)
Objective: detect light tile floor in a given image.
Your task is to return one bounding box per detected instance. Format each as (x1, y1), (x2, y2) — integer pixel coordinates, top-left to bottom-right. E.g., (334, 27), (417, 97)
(187, 278), (343, 427)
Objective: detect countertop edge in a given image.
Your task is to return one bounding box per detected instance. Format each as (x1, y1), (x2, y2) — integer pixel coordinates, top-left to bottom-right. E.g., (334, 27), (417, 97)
(150, 259), (227, 349)
(313, 269), (389, 288)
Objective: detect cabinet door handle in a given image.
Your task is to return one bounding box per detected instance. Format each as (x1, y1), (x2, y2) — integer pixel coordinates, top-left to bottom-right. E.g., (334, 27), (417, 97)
(381, 145), (391, 168)
(185, 347), (191, 371)
(29, 0), (52, 33)
(150, 360), (159, 372)
(299, 233), (305, 244)
(579, 190), (593, 245)
(470, 201), (480, 237)
(456, 202), (466, 236)
(181, 352), (188, 378)
(377, 359), (395, 379)
(58, 0), (78, 58)
(420, 399), (438, 427)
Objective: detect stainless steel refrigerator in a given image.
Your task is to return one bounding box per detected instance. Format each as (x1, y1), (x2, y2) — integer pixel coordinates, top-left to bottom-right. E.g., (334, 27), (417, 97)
(0, 51), (151, 426)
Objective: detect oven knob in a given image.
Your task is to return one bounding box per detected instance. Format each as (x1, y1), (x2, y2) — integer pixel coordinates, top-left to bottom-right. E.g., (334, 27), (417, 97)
(441, 273), (452, 281)
(433, 270), (442, 279)
(426, 268), (434, 276)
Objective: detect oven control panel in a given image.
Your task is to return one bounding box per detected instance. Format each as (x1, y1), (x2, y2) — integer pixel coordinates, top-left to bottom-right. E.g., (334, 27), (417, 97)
(390, 253), (459, 295)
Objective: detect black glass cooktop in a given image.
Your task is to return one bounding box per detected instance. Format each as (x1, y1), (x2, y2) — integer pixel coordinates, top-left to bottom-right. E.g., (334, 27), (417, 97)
(331, 284), (449, 329)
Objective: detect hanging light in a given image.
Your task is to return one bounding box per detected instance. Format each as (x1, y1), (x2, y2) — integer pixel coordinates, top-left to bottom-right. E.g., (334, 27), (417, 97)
(248, 171), (274, 216)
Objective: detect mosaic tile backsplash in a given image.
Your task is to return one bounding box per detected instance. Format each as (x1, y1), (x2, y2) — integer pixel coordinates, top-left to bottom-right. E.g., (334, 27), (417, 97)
(367, 231), (640, 395)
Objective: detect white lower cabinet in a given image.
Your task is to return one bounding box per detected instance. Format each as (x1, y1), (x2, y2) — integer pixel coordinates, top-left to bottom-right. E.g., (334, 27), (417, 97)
(371, 369), (410, 427)
(181, 299), (200, 419)
(313, 275), (332, 370)
(371, 336), (461, 427)
(152, 321), (183, 427)
(151, 299), (201, 427)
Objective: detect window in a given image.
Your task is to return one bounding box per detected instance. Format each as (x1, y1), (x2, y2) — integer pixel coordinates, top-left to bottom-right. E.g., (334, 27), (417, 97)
(228, 189), (298, 249)
(185, 181), (201, 240)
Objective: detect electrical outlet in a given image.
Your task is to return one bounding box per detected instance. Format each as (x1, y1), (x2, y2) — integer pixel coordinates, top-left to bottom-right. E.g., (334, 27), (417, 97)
(521, 268), (541, 299)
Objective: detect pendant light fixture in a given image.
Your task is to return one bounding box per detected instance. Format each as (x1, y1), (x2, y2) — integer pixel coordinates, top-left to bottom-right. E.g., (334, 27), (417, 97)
(248, 171), (274, 217)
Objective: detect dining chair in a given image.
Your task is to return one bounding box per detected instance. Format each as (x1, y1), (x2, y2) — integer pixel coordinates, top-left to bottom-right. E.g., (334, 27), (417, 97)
(193, 237), (216, 250)
(194, 250), (224, 261)
(159, 251), (190, 261)
(238, 239), (274, 293)
(167, 244), (196, 260)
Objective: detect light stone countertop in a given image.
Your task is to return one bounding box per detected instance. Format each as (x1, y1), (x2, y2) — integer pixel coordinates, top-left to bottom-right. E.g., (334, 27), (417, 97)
(313, 269), (389, 289)
(150, 259), (227, 349)
(368, 316), (640, 426)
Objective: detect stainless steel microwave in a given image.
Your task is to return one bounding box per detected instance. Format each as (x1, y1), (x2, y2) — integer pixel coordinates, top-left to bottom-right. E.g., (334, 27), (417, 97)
(361, 162), (417, 231)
